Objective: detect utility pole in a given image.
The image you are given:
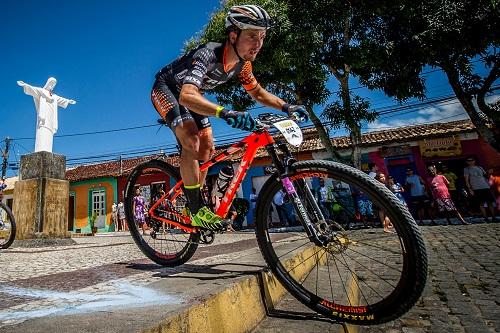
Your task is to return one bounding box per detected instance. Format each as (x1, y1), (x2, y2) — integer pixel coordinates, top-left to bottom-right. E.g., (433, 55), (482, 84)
(1, 137), (11, 179)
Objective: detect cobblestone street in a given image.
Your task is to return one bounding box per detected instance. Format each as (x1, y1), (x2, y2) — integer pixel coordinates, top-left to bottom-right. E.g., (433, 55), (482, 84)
(254, 223), (500, 333)
(366, 223), (500, 333)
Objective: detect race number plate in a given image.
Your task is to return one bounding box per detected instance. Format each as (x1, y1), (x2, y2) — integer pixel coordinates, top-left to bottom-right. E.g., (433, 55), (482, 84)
(273, 119), (303, 147)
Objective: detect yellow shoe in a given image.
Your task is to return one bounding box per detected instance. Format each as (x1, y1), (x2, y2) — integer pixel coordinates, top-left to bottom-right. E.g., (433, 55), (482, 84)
(190, 206), (225, 231)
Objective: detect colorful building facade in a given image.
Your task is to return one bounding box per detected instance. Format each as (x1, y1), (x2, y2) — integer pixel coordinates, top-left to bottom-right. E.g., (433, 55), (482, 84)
(57, 119), (500, 233)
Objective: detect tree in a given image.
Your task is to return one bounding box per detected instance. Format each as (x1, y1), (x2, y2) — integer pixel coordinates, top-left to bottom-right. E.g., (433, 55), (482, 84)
(419, 0), (500, 150)
(186, 0), (344, 162)
(288, 0), (394, 168)
(354, 0), (500, 151)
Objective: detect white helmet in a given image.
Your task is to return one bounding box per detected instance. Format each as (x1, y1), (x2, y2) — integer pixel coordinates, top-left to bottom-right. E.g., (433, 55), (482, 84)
(225, 5), (272, 30)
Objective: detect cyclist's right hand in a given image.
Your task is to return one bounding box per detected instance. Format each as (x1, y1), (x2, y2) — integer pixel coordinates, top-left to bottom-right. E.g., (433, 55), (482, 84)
(217, 108), (256, 131)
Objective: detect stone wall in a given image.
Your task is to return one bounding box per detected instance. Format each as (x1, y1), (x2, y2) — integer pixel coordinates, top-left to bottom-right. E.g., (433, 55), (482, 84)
(13, 178), (70, 239)
(13, 152), (70, 239)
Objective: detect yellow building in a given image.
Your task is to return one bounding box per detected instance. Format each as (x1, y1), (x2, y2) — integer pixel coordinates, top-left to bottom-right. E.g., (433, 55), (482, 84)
(68, 177), (117, 234)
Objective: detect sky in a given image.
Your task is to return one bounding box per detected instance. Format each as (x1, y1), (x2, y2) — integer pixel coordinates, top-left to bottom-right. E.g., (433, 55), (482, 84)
(0, 0), (495, 177)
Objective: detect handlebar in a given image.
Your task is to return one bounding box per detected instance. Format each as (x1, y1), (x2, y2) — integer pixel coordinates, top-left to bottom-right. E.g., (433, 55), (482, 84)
(157, 112), (305, 131)
(254, 112), (305, 130)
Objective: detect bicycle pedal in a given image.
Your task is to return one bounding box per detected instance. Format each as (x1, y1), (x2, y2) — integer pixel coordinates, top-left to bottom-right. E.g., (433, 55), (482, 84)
(200, 229), (215, 244)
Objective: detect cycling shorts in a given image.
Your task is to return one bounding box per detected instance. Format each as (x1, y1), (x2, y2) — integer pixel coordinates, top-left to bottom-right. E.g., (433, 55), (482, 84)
(151, 78), (211, 131)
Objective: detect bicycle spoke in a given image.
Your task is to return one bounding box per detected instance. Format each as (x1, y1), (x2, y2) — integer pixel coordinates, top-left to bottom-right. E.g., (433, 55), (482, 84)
(339, 249), (399, 291)
(344, 245), (402, 274)
(275, 238), (311, 261)
(334, 249), (386, 302)
(353, 238), (403, 256)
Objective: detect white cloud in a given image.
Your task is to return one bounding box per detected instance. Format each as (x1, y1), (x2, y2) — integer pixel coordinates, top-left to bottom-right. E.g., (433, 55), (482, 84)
(362, 94), (500, 132)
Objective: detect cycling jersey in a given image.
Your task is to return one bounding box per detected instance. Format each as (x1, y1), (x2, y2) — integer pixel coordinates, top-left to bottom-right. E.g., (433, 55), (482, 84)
(155, 42), (259, 93)
(152, 42), (259, 130)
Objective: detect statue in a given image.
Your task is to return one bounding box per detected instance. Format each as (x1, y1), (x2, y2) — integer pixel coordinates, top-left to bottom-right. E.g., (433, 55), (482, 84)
(17, 77), (76, 153)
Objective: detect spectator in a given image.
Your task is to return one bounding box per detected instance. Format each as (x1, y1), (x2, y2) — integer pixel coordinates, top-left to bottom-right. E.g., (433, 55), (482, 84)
(375, 173), (394, 233)
(354, 187), (375, 228)
(231, 198), (250, 230)
(487, 168), (500, 217)
(387, 176), (407, 207)
(368, 163), (378, 178)
(427, 165), (469, 225)
(133, 188), (147, 235)
(464, 157), (497, 223)
(226, 205), (237, 232)
(249, 187), (258, 224)
(273, 189), (296, 226)
(111, 202), (119, 231)
(315, 178), (332, 220)
(117, 201), (127, 231)
(441, 165), (459, 206)
(405, 168), (434, 225)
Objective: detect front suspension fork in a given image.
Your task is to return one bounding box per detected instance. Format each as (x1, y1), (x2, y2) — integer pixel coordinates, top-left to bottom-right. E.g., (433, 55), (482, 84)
(281, 176), (329, 247)
(267, 142), (329, 246)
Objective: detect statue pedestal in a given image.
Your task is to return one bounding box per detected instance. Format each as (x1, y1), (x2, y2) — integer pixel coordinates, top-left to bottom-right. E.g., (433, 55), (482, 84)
(13, 152), (70, 239)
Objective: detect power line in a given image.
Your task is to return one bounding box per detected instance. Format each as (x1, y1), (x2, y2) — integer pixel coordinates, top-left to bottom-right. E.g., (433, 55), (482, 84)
(11, 123), (160, 141)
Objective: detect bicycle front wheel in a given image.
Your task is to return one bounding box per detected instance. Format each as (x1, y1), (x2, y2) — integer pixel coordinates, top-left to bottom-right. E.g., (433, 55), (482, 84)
(255, 160), (427, 325)
(124, 159), (199, 266)
(0, 202), (16, 249)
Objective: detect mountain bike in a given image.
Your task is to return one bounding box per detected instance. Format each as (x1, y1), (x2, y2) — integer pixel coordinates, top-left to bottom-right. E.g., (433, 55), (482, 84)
(124, 113), (427, 325)
(0, 202), (16, 249)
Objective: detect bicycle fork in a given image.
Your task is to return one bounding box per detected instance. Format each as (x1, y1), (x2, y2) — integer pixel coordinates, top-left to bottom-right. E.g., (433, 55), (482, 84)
(281, 177), (331, 247)
(267, 142), (330, 247)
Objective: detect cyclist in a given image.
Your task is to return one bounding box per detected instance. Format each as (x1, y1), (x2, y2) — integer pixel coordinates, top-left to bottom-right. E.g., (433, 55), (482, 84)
(151, 4), (308, 230)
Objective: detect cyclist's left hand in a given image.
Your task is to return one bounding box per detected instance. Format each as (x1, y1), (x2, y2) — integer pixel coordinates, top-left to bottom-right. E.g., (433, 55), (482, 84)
(219, 109), (256, 131)
(282, 104), (309, 122)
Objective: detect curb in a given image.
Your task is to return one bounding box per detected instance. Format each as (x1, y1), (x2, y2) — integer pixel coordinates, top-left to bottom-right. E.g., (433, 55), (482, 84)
(141, 246), (322, 333)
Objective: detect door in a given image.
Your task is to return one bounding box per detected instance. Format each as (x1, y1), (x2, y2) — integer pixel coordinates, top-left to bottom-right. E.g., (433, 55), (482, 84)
(68, 194), (75, 231)
(91, 189), (106, 229)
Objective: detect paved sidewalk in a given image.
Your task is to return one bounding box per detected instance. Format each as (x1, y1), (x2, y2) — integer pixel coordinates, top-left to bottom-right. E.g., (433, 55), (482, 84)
(0, 232), (266, 332)
(253, 223), (500, 333)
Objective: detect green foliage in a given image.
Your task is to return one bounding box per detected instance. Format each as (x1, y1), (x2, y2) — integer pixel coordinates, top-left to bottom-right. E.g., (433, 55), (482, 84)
(186, 0), (331, 111)
(322, 93), (378, 130)
(182, 0), (499, 156)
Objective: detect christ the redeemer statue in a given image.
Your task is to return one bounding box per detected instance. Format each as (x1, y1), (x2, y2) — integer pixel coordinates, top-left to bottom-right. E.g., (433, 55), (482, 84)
(17, 77), (76, 153)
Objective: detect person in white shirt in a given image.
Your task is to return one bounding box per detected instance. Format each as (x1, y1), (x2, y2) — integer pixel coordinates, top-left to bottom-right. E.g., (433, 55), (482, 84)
(464, 157), (497, 223)
(368, 163), (378, 178)
(273, 189), (296, 226)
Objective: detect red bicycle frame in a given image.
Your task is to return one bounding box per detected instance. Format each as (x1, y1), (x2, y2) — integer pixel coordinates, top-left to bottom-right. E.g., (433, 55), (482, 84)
(148, 130), (276, 233)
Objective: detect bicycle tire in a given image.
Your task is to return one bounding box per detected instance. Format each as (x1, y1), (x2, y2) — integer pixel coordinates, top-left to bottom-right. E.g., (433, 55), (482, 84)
(0, 202), (16, 249)
(124, 159), (200, 266)
(255, 160), (427, 325)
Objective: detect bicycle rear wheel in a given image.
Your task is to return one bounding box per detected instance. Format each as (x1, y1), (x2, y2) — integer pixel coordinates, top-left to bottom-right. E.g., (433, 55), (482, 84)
(0, 202), (16, 249)
(124, 159), (199, 266)
(255, 160), (427, 325)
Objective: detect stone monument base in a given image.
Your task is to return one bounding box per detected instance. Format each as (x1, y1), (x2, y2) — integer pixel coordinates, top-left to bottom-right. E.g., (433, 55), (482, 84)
(13, 152), (70, 239)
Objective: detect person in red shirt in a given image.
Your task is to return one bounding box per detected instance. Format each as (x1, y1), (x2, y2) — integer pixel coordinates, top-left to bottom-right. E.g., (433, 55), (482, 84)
(427, 165), (468, 225)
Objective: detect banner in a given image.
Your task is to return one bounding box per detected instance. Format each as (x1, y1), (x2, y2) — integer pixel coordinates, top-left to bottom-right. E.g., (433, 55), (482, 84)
(379, 145), (412, 157)
(419, 136), (462, 157)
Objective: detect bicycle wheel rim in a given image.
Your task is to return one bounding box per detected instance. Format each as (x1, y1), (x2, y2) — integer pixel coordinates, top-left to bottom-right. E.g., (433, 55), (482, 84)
(0, 203), (16, 249)
(256, 160), (427, 325)
(124, 159), (199, 266)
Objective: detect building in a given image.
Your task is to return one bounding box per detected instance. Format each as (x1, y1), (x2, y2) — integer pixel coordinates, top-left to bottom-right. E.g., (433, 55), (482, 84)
(13, 119), (497, 234)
